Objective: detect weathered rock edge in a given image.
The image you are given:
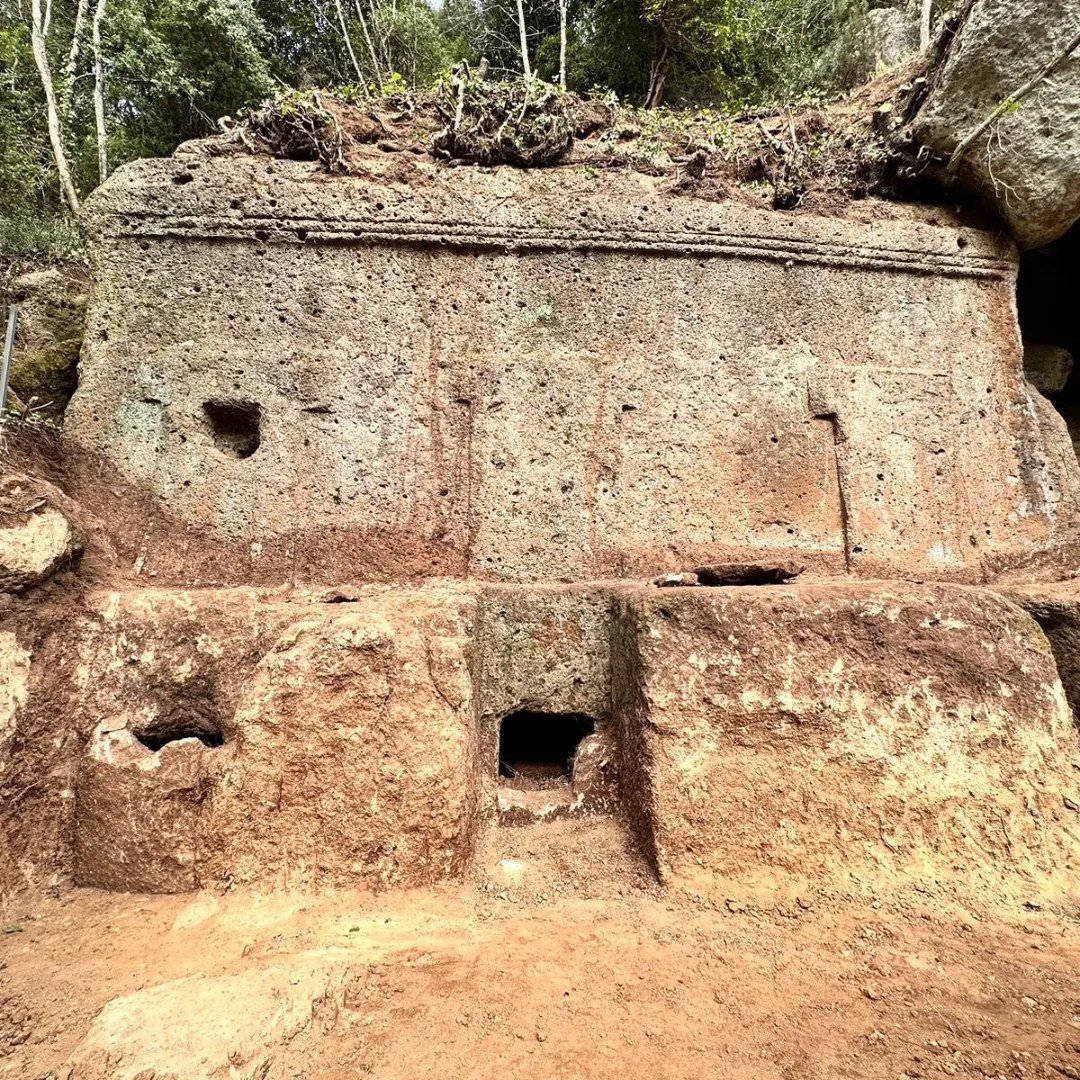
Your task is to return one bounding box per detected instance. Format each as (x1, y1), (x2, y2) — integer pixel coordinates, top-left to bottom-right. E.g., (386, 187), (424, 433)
(914, 0), (1080, 249)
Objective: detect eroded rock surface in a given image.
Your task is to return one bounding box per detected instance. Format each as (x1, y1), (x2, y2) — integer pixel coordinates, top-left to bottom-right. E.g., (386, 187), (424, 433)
(8, 265), (88, 421)
(613, 582), (1080, 899)
(74, 721), (212, 893)
(68, 149), (1080, 583)
(0, 628), (32, 895)
(5, 579), (1080, 902)
(201, 590), (478, 889)
(999, 580), (1080, 721)
(853, 3), (919, 81)
(1025, 342), (1074, 394)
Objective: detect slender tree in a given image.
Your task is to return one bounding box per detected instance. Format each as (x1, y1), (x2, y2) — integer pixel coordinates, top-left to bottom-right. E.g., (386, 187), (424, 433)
(354, 0), (386, 88)
(558, 0), (567, 88)
(61, 0), (91, 120)
(920, 0), (933, 50)
(29, 0), (80, 213)
(515, 0), (531, 76)
(335, 0), (366, 82)
(91, 0), (108, 181)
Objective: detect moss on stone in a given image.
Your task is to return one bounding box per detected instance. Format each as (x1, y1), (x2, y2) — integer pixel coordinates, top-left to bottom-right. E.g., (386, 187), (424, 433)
(8, 265), (88, 423)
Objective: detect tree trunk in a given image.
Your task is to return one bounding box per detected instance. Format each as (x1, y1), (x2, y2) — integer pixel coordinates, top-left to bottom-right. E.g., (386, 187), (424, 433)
(29, 0), (80, 214)
(335, 0), (366, 84)
(644, 42), (669, 109)
(516, 0), (532, 78)
(91, 0), (108, 183)
(353, 0), (385, 90)
(558, 0), (567, 89)
(62, 0), (90, 120)
(920, 0), (933, 50)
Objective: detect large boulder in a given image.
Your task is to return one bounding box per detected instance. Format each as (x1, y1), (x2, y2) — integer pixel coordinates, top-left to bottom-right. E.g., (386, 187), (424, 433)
(914, 0), (1080, 249)
(1024, 342), (1074, 394)
(860, 4), (920, 77)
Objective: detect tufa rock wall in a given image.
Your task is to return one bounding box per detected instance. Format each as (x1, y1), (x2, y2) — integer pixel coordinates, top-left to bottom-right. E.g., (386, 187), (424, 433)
(613, 582), (1080, 900)
(69, 146), (1080, 585)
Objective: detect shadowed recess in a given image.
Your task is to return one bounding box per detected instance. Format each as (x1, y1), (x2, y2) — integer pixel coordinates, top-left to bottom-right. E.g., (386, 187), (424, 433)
(134, 715), (225, 752)
(1019, 221), (1080, 460)
(498, 710), (595, 782)
(203, 399), (262, 459)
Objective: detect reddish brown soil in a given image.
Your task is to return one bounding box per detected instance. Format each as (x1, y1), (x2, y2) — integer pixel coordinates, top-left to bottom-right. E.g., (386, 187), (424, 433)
(0, 423), (472, 589)
(241, 61), (942, 219)
(3, 818), (1080, 1080)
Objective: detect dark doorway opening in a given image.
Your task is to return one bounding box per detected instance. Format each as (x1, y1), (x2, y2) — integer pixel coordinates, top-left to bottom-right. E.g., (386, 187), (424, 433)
(1018, 221), (1080, 458)
(203, 399), (262, 459)
(498, 711), (595, 786)
(134, 714), (224, 752)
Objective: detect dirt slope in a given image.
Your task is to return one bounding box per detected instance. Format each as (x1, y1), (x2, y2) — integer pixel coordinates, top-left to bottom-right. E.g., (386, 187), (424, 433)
(3, 818), (1080, 1080)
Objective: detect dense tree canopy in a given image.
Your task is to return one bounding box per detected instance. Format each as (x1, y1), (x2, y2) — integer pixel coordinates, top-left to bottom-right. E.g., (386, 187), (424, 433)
(0, 0), (953, 238)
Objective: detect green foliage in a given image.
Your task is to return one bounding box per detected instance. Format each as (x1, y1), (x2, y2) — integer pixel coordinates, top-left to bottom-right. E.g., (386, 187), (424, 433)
(0, 0), (887, 218)
(370, 0), (450, 87)
(103, 0), (275, 160)
(0, 215), (82, 260)
(575, 0), (868, 108)
(563, 0), (657, 102)
(0, 21), (52, 216)
(441, 0), (562, 78)
(0, 0), (274, 213)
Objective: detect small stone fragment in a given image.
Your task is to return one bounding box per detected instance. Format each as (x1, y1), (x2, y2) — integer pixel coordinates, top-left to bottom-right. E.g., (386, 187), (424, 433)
(0, 474), (84, 592)
(654, 572), (699, 588)
(695, 562), (803, 587)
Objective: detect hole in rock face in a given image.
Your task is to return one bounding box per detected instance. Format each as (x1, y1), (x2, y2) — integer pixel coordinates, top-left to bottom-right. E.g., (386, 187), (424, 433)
(203, 399), (262, 458)
(498, 711), (595, 786)
(134, 715), (224, 752)
(1018, 221), (1080, 458)
(695, 562), (802, 586)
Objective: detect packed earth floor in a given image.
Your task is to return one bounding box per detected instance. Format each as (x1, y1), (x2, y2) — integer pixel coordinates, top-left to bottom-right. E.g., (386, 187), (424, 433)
(3, 818), (1080, 1080)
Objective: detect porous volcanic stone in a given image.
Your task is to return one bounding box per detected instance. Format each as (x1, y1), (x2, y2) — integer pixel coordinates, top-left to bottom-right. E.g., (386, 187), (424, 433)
(0, 474), (83, 592)
(198, 589), (479, 889)
(998, 580), (1080, 721)
(8, 265), (87, 421)
(8, 579), (1080, 901)
(0, 628), (32, 895)
(74, 720), (211, 893)
(1024, 343), (1074, 394)
(70, 146), (1080, 583)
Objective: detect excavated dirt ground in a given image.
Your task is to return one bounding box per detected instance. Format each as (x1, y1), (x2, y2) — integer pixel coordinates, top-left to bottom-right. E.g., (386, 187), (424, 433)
(3, 818), (1080, 1080)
